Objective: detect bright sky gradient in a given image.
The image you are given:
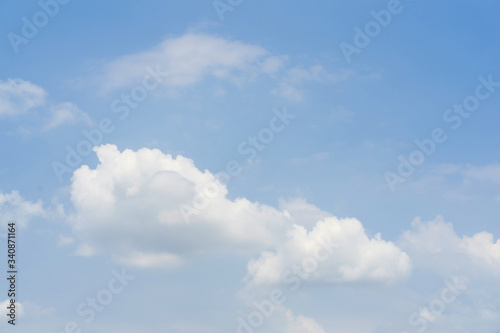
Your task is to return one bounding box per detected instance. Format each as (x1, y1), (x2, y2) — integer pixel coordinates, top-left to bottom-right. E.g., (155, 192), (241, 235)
(1, 1), (500, 332)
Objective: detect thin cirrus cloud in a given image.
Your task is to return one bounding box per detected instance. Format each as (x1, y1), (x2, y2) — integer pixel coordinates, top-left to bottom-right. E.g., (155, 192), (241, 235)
(271, 65), (355, 102)
(98, 33), (352, 102)
(0, 78), (46, 117)
(42, 102), (93, 131)
(99, 33), (279, 92)
(462, 163), (500, 185)
(408, 163), (500, 201)
(0, 78), (92, 131)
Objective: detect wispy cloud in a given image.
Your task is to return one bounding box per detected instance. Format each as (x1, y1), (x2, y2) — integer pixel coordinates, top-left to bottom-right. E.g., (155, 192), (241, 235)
(97, 33), (354, 102)
(0, 78), (92, 132)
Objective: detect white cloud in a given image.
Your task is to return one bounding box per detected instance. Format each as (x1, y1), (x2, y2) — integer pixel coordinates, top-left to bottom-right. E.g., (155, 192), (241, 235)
(266, 306), (325, 333)
(0, 78), (91, 131)
(75, 243), (97, 257)
(408, 163), (500, 202)
(101, 33), (274, 92)
(272, 66), (355, 102)
(52, 144), (500, 332)
(278, 197), (332, 228)
(116, 251), (182, 268)
(0, 299), (24, 325)
(67, 144), (410, 281)
(260, 55), (288, 75)
(60, 145), (500, 331)
(246, 217), (411, 286)
(463, 163), (500, 184)
(99, 33), (352, 102)
(68, 144), (287, 267)
(236, 300), (325, 333)
(57, 234), (75, 246)
(43, 102), (94, 131)
(400, 216), (500, 277)
(0, 78), (46, 117)
(0, 299), (55, 326)
(0, 190), (46, 227)
(21, 301), (56, 318)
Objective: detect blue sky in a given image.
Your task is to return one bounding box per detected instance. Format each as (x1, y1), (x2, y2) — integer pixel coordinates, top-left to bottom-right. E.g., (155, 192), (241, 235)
(1, 1), (500, 332)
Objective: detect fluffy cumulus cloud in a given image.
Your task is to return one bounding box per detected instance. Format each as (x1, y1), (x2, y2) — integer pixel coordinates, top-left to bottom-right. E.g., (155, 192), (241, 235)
(278, 197), (332, 228)
(246, 217), (411, 286)
(0, 78), (91, 130)
(67, 144), (411, 286)
(0, 190), (46, 227)
(58, 145), (500, 332)
(68, 144), (288, 267)
(397, 219), (500, 332)
(399, 216), (500, 277)
(99, 33), (351, 101)
(64, 144), (500, 332)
